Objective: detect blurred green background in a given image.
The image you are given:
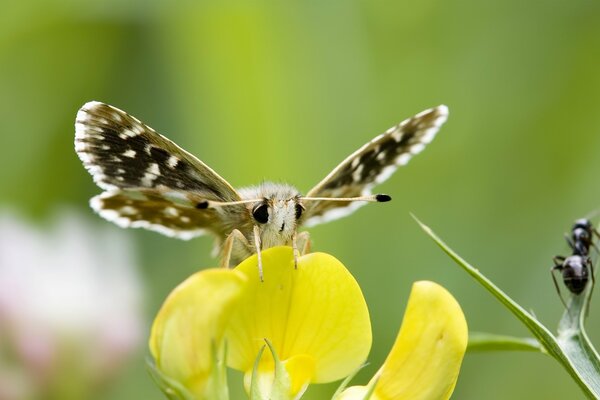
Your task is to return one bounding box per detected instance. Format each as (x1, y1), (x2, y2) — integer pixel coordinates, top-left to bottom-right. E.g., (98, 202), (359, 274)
(2, 0), (600, 398)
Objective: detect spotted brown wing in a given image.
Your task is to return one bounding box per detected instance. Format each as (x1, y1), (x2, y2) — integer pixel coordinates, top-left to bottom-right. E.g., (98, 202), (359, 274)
(303, 105), (448, 227)
(75, 101), (244, 239)
(90, 190), (231, 239)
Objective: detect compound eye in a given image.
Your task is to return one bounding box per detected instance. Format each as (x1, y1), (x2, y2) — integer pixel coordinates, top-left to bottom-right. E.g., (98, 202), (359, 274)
(295, 203), (304, 220)
(252, 203), (269, 224)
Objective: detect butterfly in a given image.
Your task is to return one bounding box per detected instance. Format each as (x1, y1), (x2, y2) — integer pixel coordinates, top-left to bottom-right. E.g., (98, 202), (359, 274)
(75, 101), (448, 280)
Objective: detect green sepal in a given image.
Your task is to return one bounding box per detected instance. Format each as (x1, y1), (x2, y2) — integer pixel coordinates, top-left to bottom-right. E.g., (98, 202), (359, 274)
(146, 358), (195, 400)
(249, 339), (293, 400)
(146, 340), (229, 400)
(265, 338), (293, 400)
(250, 345), (267, 400)
(204, 339), (230, 400)
(360, 374), (380, 400)
(331, 363), (369, 399)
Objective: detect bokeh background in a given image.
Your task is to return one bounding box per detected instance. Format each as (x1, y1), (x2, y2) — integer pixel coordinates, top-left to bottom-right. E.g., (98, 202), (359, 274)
(2, 0), (600, 399)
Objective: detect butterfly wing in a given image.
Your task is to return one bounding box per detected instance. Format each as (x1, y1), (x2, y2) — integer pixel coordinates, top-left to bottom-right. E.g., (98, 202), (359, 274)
(75, 101), (244, 239)
(303, 105), (448, 227)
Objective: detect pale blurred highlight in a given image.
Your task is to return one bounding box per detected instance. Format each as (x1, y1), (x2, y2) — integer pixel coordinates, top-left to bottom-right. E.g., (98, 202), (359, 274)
(0, 210), (143, 400)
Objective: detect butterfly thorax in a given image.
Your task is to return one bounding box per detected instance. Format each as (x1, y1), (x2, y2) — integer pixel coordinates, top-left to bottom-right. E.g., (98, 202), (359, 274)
(238, 182), (304, 248)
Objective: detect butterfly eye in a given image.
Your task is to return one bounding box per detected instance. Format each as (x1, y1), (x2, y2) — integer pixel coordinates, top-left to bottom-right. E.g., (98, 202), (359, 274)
(252, 203), (269, 224)
(295, 203), (304, 220)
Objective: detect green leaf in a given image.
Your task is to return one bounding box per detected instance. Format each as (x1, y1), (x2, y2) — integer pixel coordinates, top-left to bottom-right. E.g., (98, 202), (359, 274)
(556, 288), (600, 397)
(467, 332), (544, 353)
(415, 216), (600, 399)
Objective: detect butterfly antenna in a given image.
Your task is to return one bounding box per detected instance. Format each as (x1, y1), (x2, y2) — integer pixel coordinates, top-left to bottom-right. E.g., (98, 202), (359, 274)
(300, 194), (391, 203)
(198, 199), (263, 209)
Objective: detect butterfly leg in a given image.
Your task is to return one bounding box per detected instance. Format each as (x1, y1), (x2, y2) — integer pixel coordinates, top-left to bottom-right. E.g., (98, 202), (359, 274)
(292, 231), (311, 269)
(253, 225), (263, 282)
(220, 229), (252, 269)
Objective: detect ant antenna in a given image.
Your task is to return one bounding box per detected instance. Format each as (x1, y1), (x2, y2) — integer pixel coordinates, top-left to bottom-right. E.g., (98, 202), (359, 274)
(584, 209), (600, 221)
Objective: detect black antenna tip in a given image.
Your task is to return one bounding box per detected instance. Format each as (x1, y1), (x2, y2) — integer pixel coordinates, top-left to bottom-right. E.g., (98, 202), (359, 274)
(376, 194), (392, 202)
(196, 201), (209, 209)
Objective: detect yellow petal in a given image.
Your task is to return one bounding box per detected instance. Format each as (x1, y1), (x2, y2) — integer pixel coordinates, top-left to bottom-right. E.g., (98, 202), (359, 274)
(373, 280), (468, 400)
(149, 269), (247, 397)
(284, 354), (316, 397)
(225, 247), (371, 392)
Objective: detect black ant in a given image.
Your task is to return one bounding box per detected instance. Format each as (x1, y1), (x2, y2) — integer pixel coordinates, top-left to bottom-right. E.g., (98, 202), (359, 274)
(551, 219), (599, 307)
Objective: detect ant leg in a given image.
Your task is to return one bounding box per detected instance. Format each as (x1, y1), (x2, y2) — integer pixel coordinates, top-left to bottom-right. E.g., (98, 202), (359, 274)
(565, 234), (576, 252)
(553, 255), (566, 264)
(589, 258), (596, 298)
(590, 228), (600, 253)
(551, 264), (567, 309)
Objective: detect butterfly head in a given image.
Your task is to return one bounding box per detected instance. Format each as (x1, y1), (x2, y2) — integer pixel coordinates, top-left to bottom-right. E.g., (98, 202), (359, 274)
(246, 184), (305, 245)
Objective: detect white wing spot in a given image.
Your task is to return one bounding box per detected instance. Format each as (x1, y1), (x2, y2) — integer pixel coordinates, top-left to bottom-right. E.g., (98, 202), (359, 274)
(140, 163), (160, 186)
(351, 157), (361, 168)
(119, 129), (137, 138)
(397, 153), (412, 165)
(131, 125), (144, 135)
(421, 128), (438, 144)
(375, 165), (397, 184)
(120, 206), (137, 215)
(148, 163), (160, 175)
(410, 143), (425, 154)
(167, 156), (179, 168)
(164, 207), (179, 217)
(141, 173), (156, 186)
(78, 152), (93, 163)
(123, 149), (136, 158)
(376, 151), (386, 161)
(352, 164), (364, 182)
(180, 216), (191, 223)
(145, 144), (153, 155)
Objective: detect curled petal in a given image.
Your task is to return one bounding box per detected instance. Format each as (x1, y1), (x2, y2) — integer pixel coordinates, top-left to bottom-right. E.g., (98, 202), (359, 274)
(340, 281), (468, 400)
(149, 269), (246, 397)
(225, 247), (372, 397)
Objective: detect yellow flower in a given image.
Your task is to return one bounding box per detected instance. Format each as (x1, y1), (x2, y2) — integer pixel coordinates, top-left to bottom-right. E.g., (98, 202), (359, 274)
(226, 247), (372, 399)
(337, 281), (468, 400)
(149, 247), (372, 399)
(149, 269), (247, 399)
